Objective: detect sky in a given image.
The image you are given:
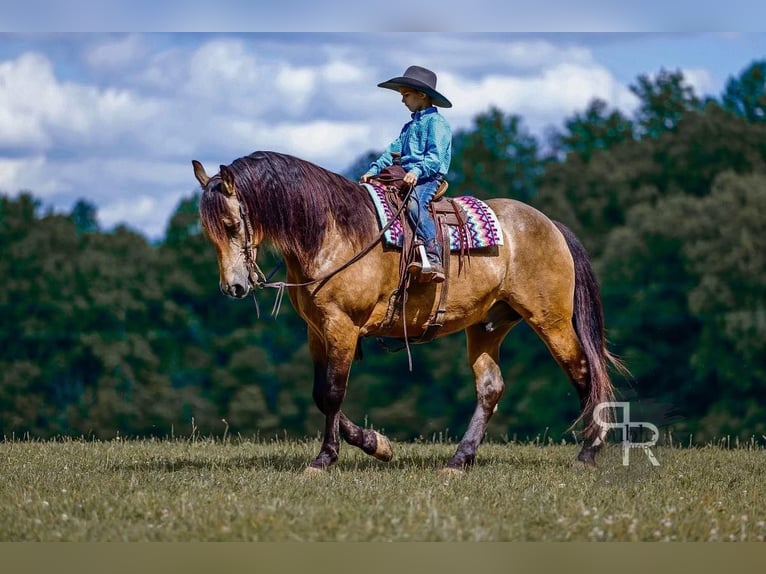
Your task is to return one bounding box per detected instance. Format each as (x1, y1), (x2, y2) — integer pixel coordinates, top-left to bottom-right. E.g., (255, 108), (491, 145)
(1, 32), (765, 239)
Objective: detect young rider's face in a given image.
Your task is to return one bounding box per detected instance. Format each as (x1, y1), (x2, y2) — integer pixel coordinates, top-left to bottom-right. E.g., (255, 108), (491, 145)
(399, 88), (428, 113)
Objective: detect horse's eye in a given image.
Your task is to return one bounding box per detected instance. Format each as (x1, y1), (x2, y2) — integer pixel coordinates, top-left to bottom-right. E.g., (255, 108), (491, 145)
(225, 220), (241, 236)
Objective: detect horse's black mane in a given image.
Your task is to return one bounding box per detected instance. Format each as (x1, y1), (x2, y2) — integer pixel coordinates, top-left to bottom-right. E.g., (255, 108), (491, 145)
(200, 151), (376, 264)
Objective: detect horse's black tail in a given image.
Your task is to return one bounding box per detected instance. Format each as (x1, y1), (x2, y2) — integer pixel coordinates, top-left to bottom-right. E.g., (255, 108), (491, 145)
(553, 221), (628, 442)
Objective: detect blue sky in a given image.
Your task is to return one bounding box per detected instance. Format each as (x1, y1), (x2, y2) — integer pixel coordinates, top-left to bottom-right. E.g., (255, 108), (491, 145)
(1, 32), (764, 238)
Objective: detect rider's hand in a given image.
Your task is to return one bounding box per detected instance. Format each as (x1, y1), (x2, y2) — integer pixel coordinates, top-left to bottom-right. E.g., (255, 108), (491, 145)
(360, 174), (371, 183)
(403, 171), (418, 186)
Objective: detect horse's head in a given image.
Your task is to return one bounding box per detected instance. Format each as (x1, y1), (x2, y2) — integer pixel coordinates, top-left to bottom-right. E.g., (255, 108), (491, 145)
(193, 159), (262, 299)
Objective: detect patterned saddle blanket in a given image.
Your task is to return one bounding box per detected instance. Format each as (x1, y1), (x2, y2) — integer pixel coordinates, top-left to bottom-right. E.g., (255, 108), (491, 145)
(363, 182), (503, 251)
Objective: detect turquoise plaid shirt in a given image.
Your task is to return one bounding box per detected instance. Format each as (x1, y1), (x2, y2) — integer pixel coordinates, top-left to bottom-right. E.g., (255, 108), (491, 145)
(365, 107), (452, 182)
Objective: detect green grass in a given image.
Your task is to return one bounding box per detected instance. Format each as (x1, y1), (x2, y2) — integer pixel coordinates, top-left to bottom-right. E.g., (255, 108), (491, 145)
(1, 437), (764, 541)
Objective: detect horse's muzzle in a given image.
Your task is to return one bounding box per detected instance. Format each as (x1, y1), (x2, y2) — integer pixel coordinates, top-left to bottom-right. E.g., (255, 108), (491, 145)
(221, 282), (249, 299)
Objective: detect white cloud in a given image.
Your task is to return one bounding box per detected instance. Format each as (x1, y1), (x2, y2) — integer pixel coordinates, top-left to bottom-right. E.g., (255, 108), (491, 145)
(187, 39), (260, 96)
(54, 156), (194, 237)
(0, 156), (58, 196)
(321, 60), (366, 84)
(1, 33), (742, 239)
(498, 40), (594, 70)
(223, 119), (371, 165)
(178, 39), (324, 118)
(86, 34), (148, 71)
(0, 149), (193, 239)
(275, 66), (317, 111)
(0, 51), (159, 151)
(442, 62), (638, 134)
(98, 192), (185, 238)
(0, 53), (59, 148)
(374, 35), (597, 77)
(276, 66), (316, 93)
(269, 121), (371, 162)
(139, 48), (190, 91)
(681, 67), (716, 97)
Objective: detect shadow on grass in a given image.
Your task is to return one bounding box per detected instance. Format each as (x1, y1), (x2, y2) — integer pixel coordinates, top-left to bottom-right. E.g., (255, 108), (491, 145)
(113, 442), (582, 474)
(117, 453), (311, 473)
(334, 451), (566, 472)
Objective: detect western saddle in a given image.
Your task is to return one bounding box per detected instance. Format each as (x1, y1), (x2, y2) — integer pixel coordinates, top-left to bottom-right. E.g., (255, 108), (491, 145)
(366, 159), (471, 345)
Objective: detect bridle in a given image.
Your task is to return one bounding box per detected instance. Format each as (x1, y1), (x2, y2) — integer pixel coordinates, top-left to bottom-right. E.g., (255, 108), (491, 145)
(233, 187), (268, 289)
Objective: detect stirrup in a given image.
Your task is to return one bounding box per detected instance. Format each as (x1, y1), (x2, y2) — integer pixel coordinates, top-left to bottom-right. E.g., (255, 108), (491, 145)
(418, 244), (433, 271)
(407, 243), (432, 277)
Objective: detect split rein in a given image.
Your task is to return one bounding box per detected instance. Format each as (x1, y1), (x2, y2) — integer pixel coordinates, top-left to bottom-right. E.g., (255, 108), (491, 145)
(235, 180), (415, 318)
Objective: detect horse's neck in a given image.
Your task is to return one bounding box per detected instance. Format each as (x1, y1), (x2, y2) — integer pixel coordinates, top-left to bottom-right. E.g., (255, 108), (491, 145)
(282, 221), (357, 282)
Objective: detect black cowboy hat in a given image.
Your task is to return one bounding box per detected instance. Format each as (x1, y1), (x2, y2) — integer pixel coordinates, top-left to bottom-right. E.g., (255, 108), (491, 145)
(377, 65), (452, 108)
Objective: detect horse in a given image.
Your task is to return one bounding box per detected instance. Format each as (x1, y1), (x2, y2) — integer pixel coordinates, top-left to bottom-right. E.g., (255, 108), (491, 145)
(192, 150), (625, 474)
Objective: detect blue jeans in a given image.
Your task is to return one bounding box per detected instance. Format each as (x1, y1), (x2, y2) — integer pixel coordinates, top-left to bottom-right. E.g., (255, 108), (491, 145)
(406, 179), (440, 245)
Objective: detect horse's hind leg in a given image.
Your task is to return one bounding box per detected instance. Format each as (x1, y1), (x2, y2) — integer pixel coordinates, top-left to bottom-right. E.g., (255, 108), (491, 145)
(529, 320), (606, 466)
(445, 318), (518, 472)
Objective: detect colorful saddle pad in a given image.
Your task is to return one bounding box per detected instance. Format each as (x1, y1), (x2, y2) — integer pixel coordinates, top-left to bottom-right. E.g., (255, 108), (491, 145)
(364, 183), (504, 251)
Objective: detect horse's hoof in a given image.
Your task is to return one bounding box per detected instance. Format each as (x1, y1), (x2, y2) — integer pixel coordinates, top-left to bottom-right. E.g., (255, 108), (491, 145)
(571, 459), (597, 471)
(439, 466), (465, 479)
(302, 466), (327, 478)
(373, 432), (393, 462)
(575, 450), (598, 468)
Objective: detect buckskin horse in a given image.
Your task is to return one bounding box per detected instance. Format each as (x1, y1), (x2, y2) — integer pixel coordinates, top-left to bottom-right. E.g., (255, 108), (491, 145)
(192, 150), (625, 474)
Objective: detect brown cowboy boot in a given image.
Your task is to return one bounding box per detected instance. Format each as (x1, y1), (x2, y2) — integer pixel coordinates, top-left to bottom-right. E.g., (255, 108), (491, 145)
(407, 257), (423, 277)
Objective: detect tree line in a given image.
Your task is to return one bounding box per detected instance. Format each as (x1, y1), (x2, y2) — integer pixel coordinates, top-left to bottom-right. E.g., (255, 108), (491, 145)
(1, 61), (764, 443)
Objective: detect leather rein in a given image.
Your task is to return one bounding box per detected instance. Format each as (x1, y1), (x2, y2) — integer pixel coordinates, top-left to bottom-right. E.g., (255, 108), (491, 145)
(234, 179), (415, 317)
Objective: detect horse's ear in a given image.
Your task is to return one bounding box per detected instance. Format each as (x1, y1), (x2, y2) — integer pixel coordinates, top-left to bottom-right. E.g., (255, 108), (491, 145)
(192, 160), (209, 188)
(220, 165), (236, 197)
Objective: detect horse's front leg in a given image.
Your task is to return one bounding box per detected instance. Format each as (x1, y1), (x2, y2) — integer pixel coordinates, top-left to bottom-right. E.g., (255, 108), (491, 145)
(339, 412), (393, 462)
(306, 322), (359, 473)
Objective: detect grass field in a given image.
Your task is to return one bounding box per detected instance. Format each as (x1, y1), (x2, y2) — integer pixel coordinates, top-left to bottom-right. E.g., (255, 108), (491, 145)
(1, 436), (764, 541)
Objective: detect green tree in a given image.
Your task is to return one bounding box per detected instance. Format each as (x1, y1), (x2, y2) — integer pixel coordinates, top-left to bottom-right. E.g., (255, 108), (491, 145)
(598, 172), (766, 439)
(722, 60), (766, 123)
(631, 68), (702, 138)
(450, 107), (542, 200)
(677, 172), (766, 436)
(70, 199), (100, 234)
(0, 209), (84, 434)
(549, 98), (635, 162)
